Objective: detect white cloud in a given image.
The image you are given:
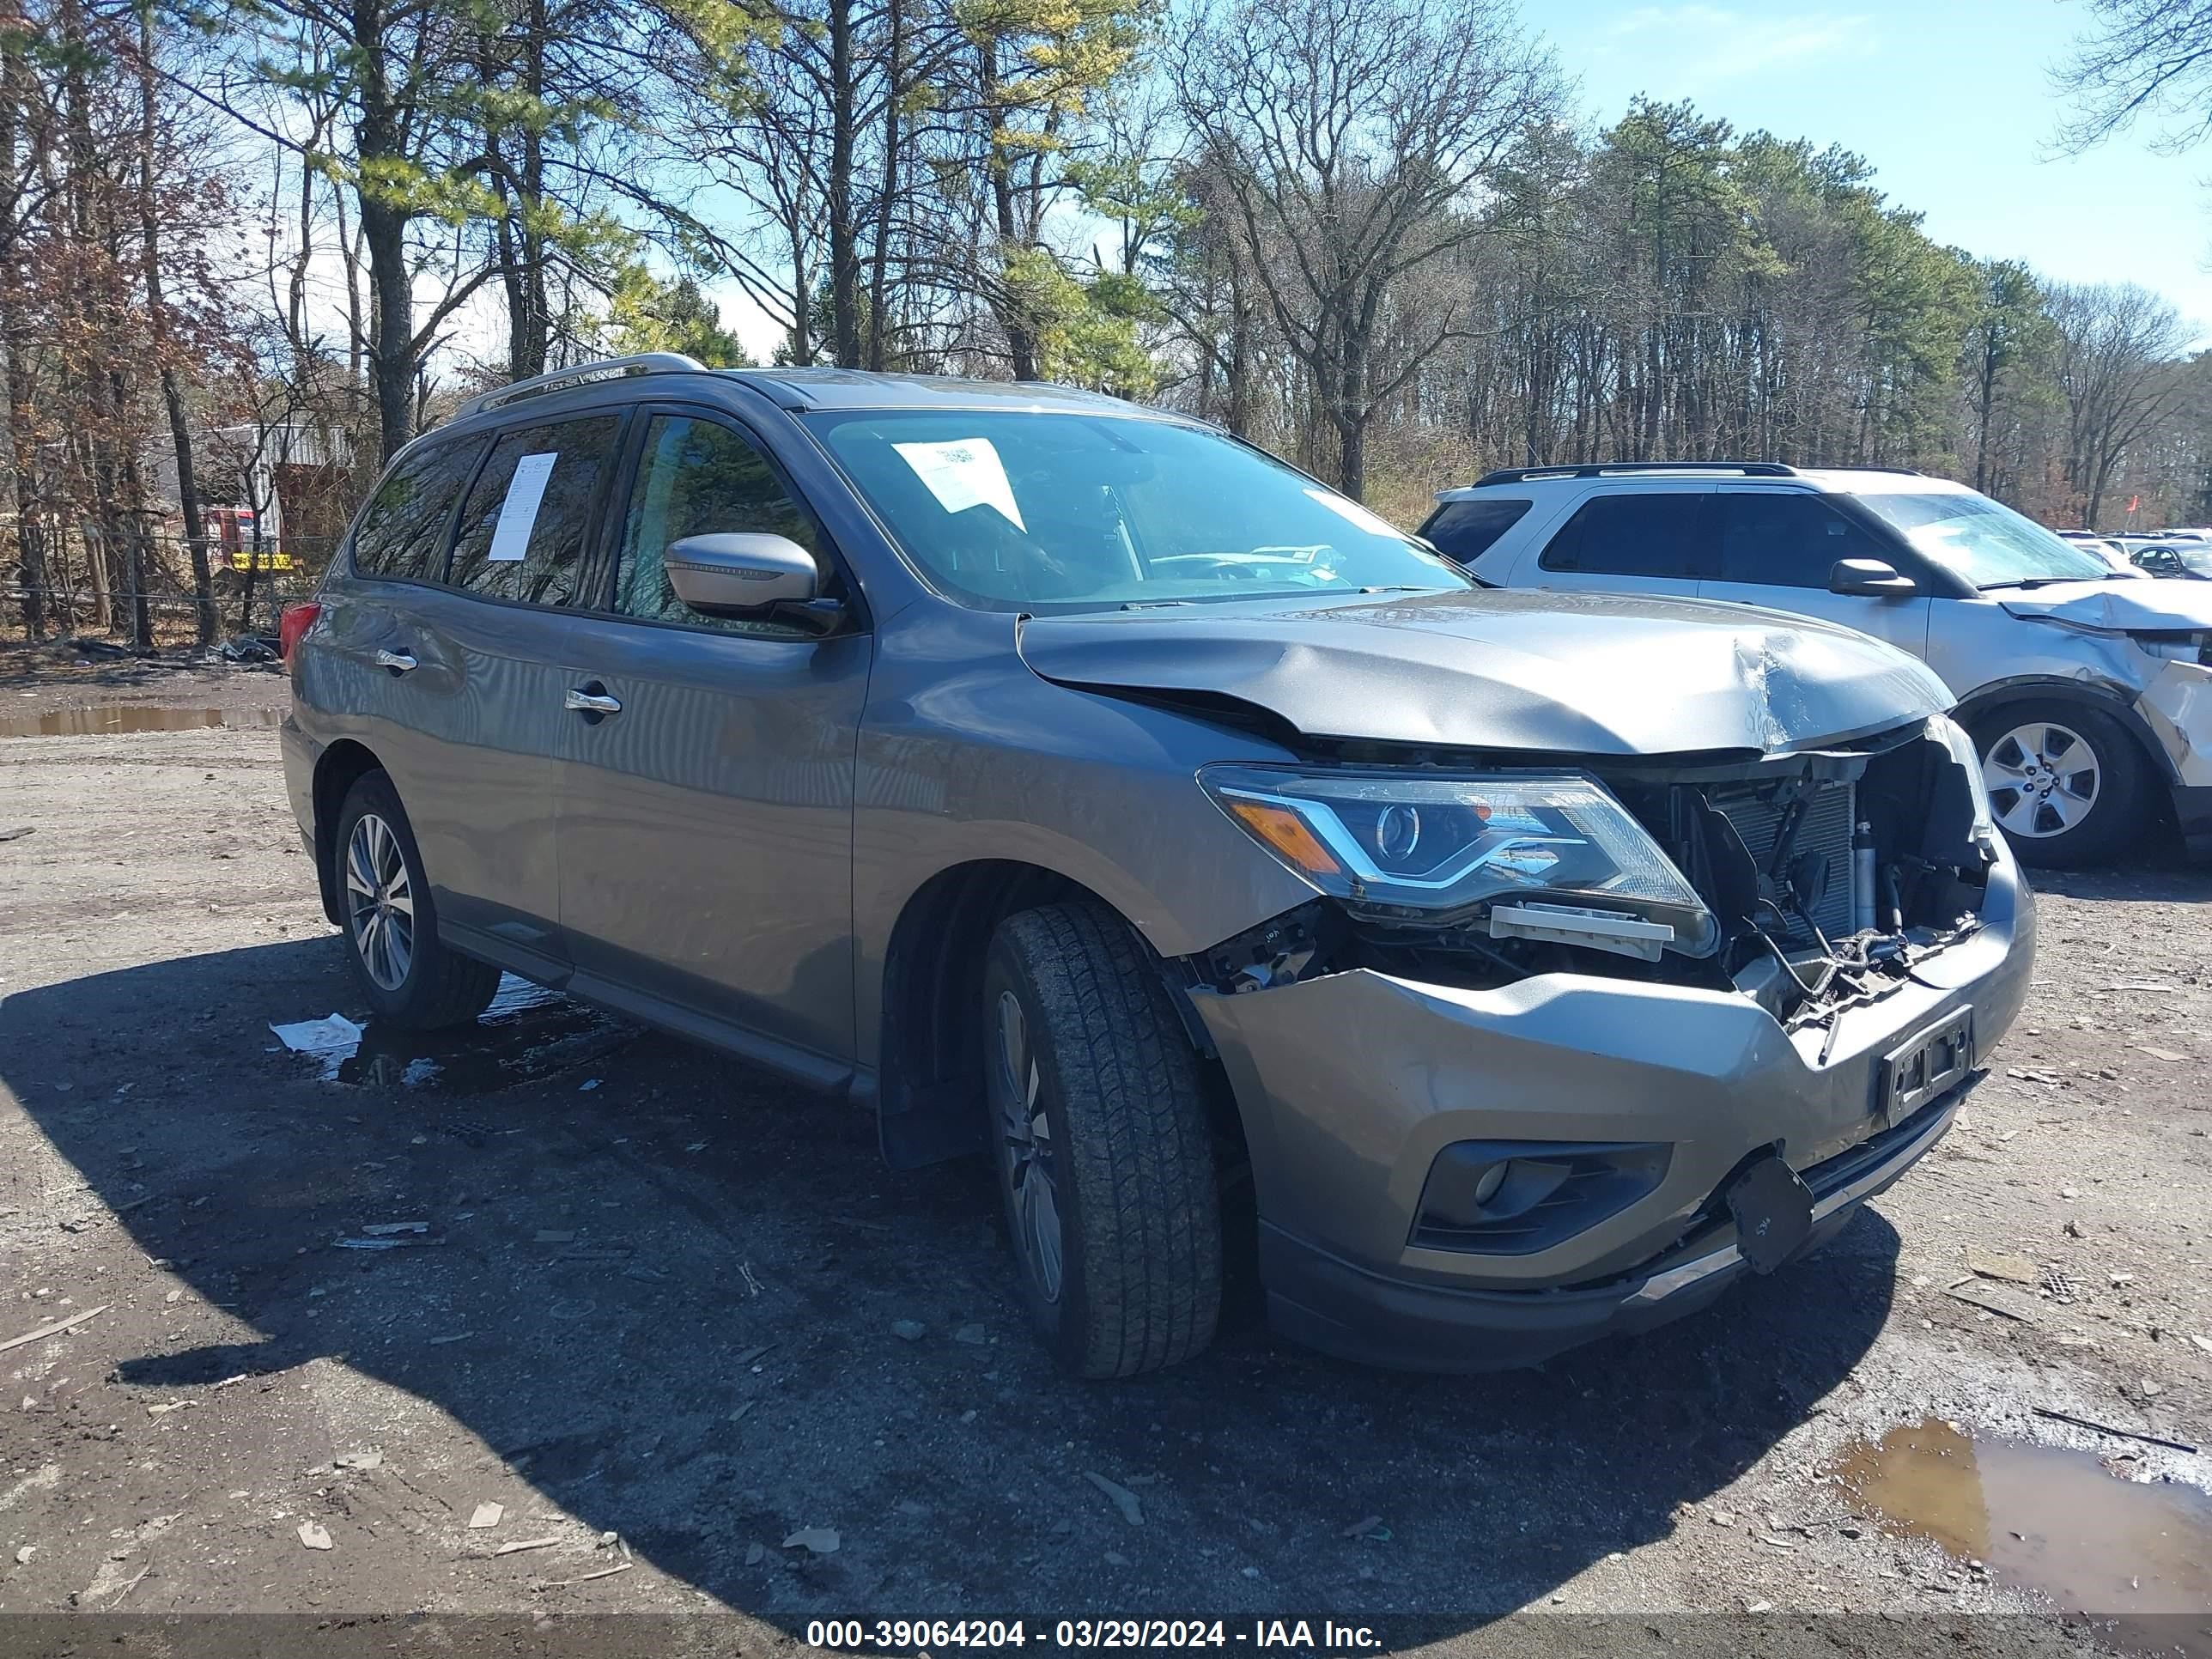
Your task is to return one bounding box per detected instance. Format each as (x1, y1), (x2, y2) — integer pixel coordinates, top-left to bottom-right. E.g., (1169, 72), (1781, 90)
(1593, 5), (1876, 91)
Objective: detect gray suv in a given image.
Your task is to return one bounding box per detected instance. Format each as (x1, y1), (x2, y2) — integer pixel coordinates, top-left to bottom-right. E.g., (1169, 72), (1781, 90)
(280, 358), (2033, 1376)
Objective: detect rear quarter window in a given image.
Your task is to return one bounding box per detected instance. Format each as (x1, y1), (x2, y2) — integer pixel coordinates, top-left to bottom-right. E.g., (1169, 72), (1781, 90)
(349, 436), (485, 582)
(1420, 498), (1531, 562)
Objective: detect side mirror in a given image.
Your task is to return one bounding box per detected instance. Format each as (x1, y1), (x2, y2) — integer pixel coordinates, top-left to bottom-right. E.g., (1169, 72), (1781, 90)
(1829, 557), (1917, 598)
(665, 532), (819, 614)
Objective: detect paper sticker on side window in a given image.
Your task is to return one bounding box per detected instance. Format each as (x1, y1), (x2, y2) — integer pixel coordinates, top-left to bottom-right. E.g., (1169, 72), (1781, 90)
(489, 453), (559, 562)
(891, 438), (1024, 531)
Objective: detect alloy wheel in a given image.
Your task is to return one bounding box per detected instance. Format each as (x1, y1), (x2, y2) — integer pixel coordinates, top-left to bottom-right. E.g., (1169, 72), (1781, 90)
(344, 811), (416, 991)
(1983, 720), (2100, 840)
(994, 988), (1064, 1304)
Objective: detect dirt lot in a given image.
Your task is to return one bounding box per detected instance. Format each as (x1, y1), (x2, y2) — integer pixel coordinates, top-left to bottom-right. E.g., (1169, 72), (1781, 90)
(1, 647), (2209, 1655)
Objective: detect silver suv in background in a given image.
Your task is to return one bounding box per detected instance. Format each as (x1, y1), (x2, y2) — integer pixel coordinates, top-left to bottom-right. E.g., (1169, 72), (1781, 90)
(1425, 464), (2212, 866)
(281, 365), (2031, 1376)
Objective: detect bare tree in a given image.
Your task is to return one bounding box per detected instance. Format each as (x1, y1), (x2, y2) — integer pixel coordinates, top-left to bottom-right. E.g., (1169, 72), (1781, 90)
(2056, 0), (2212, 154)
(6, 0), (2209, 599)
(1172, 0), (1559, 499)
(195, 0), (509, 462)
(2047, 281), (2191, 526)
(135, 3), (215, 644)
(1962, 260), (2052, 499)
(0, 0), (49, 636)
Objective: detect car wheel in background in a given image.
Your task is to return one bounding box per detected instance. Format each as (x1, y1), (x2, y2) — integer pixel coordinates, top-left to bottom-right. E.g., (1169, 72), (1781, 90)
(1970, 701), (2150, 868)
(332, 770), (502, 1028)
(982, 900), (1222, 1377)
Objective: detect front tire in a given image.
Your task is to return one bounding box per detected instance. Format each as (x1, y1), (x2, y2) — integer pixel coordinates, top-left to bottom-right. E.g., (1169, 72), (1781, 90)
(983, 901), (1222, 1377)
(1971, 701), (2151, 868)
(332, 771), (501, 1028)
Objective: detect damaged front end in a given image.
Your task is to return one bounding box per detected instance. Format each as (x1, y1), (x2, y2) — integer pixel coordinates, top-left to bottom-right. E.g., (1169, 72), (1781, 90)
(1186, 714), (2000, 1041)
(1171, 714), (2026, 1366)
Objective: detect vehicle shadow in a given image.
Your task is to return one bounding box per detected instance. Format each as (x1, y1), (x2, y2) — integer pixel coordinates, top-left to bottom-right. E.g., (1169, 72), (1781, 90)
(2, 937), (1897, 1620)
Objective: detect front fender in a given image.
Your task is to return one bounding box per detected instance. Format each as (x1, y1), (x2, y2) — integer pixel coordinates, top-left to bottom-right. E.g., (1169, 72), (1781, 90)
(852, 605), (1315, 1068)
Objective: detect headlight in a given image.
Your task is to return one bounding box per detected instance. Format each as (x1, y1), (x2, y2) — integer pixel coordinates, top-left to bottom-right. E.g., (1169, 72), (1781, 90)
(2132, 632), (2212, 665)
(1200, 765), (1717, 957)
(1929, 714), (1998, 854)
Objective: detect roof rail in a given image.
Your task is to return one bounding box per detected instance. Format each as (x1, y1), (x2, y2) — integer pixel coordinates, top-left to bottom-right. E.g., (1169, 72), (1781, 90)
(453, 352), (705, 421)
(1467, 459), (1927, 488)
(1471, 460), (1799, 486)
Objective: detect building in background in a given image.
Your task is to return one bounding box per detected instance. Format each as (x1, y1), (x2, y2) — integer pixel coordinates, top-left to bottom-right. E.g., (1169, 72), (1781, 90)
(143, 419), (360, 569)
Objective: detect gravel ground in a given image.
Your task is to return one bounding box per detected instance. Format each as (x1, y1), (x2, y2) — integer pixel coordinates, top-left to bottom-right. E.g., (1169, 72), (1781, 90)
(0, 650), (2207, 1655)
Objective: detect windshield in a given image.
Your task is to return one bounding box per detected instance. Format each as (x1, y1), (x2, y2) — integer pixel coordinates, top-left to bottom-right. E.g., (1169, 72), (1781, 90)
(1854, 490), (2113, 588)
(805, 410), (1468, 611)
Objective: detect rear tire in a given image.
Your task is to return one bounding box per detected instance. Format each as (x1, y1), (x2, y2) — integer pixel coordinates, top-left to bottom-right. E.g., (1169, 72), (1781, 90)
(983, 901), (1222, 1377)
(1969, 700), (2151, 869)
(331, 771), (501, 1029)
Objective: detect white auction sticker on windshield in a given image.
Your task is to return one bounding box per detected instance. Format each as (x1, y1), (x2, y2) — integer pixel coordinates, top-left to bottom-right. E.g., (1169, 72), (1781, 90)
(488, 453), (559, 562)
(893, 438), (1025, 531)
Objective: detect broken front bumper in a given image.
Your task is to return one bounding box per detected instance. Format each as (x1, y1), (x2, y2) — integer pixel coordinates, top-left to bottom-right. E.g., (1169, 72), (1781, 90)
(1191, 846), (2035, 1371)
(2137, 658), (2212, 790)
(2134, 659), (2212, 856)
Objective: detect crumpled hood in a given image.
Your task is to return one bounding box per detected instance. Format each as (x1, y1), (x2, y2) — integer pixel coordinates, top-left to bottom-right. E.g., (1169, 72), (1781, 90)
(1018, 587), (1952, 757)
(1996, 579), (2212, 632)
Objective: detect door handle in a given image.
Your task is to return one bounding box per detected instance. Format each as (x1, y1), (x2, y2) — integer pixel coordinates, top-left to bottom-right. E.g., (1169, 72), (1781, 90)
(564, 686), (622, 716)
(374, 648), (417, 674)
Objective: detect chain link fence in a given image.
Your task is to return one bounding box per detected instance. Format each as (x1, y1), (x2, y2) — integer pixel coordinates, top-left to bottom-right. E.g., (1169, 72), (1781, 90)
(7, 534), (337, 649)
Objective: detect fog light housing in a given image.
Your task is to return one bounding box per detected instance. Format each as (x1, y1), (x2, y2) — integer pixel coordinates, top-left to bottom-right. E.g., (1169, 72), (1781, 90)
(1413, 1139), (1671, 1255)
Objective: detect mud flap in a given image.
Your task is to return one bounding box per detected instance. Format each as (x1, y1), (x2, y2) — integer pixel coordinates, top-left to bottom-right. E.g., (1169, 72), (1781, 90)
(1725, 1152), (1815, 1275)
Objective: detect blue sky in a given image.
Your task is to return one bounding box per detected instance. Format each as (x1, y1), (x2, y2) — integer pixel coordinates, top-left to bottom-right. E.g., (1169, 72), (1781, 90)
(1573, 0), (2212, 340)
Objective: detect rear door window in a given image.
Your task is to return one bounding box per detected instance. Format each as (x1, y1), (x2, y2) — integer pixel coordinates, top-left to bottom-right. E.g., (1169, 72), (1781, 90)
(1538, 491), (1714, 579)
(448, 415), (624, 606)
(1714, 492), (1888, 587)
(349, 436), (484, 581)
(1420, 498), (1531, 562)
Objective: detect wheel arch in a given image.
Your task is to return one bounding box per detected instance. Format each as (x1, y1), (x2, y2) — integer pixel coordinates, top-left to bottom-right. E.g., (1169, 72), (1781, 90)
(1952, 677), (2177, 789)
(872, 859), (1230, 1170)
(311, 738), (387, 926)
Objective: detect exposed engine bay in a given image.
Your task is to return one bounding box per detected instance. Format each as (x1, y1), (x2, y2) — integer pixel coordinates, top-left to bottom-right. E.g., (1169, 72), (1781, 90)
(1182, 718), (1995, 1039)
(1614, 724), (1993, 1036)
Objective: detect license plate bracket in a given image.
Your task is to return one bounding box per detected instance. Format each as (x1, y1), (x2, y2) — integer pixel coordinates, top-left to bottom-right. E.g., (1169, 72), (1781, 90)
(1880, 1006), (1973, 1127)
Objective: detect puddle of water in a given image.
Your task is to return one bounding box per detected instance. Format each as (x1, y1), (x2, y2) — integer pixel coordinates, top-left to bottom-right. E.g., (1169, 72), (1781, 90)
(278, 975), (635, 1092)
(1832, 1417), (2212, 1642)
(0, 705), (283, 738)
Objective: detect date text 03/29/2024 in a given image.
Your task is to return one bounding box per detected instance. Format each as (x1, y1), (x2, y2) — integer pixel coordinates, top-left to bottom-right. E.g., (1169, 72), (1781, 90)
(805, 1621), (1384, 1652)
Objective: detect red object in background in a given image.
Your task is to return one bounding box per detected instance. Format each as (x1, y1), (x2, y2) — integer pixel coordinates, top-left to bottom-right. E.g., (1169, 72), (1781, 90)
(279, 602), (321, 663)
(2128, 495), (2141, 514)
